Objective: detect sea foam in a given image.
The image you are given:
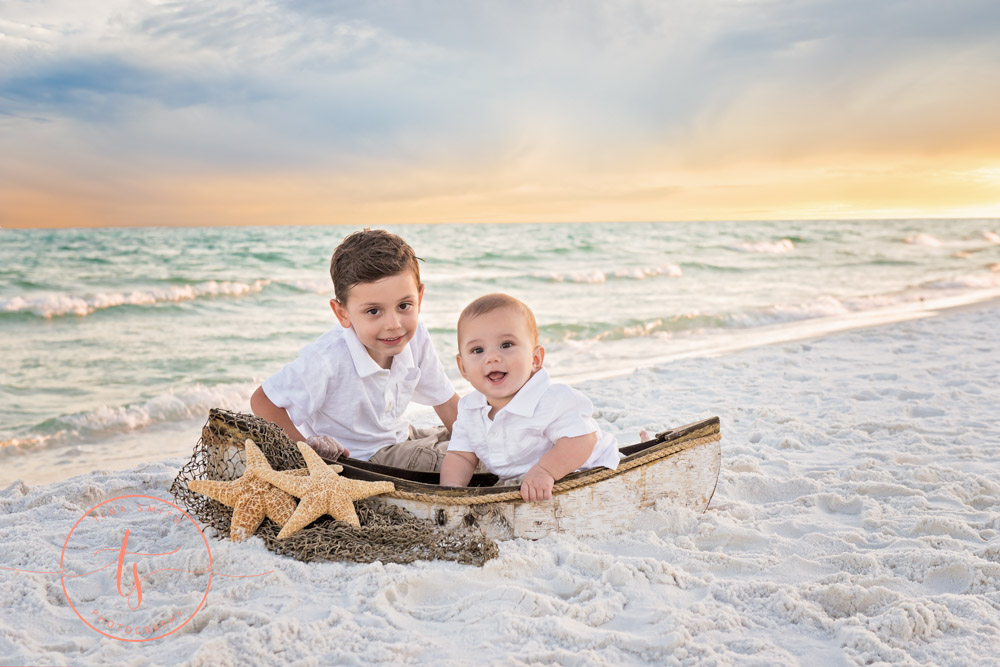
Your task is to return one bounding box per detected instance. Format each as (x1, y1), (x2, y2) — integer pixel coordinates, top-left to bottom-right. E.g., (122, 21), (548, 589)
(0, 382), (255, 452)
(728, 239), (795, 254)
(532, 264), (682, 283)
(1, 280), (269, 318)
(904, 233), (941, 247)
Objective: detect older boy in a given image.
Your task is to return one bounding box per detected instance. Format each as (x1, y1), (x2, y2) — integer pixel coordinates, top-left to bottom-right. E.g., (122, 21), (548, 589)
(440, 293), (621, 502)
(251, 229), (459, 471)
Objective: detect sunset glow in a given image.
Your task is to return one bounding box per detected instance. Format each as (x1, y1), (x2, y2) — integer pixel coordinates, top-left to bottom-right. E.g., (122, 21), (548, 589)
(2, 1), (1000, 228)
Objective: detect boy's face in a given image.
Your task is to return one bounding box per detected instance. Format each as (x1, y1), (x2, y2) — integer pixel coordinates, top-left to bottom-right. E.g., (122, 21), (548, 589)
(456, 306), (543, 412)
(330, 271), (424, 369)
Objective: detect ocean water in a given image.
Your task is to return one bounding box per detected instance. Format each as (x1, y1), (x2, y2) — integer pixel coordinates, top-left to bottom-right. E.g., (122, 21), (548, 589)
(2, 219), (1000, 485)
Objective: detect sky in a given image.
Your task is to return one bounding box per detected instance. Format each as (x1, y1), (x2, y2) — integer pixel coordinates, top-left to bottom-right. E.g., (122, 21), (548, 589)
(2, 0), (1000, 228)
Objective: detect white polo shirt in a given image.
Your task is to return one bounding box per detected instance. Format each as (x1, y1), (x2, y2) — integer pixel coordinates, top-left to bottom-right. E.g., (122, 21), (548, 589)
(261, 321), (455, 461)
(448, 368), (620, 480)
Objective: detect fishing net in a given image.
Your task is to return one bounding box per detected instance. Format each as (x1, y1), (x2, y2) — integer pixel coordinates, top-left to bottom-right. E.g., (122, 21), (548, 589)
(170, 409), (499, 566)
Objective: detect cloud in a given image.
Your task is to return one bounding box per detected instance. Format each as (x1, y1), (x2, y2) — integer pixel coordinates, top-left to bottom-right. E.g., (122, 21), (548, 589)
(2, 0), (1000, 226)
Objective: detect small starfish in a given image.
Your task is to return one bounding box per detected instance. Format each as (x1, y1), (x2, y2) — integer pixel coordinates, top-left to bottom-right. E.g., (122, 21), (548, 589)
(258, 441), (395, 537)
(188, 438), (298, 541)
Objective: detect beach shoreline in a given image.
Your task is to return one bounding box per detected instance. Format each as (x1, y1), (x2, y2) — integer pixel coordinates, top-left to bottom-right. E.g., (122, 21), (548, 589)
(3, 297), (999, 665)
(5, 291), (1000, 491)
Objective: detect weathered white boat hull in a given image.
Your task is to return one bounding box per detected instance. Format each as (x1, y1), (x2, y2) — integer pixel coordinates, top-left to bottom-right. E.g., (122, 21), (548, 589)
(383, 431), (721, 540)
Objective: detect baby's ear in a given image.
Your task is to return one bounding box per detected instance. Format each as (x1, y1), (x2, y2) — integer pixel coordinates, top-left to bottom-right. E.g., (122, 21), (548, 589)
(532, 345), (545, 370)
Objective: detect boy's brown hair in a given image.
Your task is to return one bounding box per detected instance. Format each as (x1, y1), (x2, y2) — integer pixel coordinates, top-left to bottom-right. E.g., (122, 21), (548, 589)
(330, 228), (422, 302)
(458, 293), (539, 345)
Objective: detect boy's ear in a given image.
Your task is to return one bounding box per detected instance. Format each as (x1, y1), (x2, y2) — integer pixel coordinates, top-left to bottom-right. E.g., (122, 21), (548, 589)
(417, 282), (425, 310)
(532, 345), (545, 372)
(330, 299), (352, 328)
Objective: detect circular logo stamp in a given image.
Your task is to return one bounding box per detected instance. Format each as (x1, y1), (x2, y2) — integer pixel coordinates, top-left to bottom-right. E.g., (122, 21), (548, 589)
(60, 495), (213, 642)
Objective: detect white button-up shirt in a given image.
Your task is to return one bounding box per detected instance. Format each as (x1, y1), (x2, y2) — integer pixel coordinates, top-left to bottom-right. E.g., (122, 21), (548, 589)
(261, 321), (455, 461)
(448, 368), (620, 480)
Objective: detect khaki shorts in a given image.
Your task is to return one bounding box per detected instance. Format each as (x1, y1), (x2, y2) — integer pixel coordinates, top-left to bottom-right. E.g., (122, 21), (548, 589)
(368, 425), (451, 472)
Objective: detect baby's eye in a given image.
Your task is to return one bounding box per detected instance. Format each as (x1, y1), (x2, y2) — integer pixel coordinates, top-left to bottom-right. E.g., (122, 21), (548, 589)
(500, 341), (514, 349)
(471, 346), (484, 354)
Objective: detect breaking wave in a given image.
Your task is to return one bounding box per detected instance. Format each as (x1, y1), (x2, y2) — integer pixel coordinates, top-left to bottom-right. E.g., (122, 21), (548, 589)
(0, 382), (254, 452)
(904, 233), (942, 247)
(541, 270), (1000, 345)
(0, 280), (270, 318)
(531, 264), (683, 284)
(728, 239), (795, 254)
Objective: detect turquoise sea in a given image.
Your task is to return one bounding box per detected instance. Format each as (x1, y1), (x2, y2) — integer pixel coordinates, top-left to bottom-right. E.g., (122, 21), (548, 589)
(2, 219), (999, 485)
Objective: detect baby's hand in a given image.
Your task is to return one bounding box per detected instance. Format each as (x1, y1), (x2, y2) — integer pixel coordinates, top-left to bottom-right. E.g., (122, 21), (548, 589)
(305, 435), (350, 461)
(520, 465), (555, 503)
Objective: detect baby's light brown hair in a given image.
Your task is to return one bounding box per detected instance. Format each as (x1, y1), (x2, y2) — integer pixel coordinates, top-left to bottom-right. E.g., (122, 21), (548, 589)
(457, 293), (539, 345)
(330, 229), (422, 303)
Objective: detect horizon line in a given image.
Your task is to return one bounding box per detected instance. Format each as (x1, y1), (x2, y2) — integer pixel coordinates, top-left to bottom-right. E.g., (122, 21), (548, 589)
(4, 215), (1000, 232)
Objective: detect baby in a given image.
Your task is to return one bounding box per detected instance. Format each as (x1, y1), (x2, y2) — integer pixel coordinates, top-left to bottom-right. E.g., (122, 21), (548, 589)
(440, 293), (621, 502)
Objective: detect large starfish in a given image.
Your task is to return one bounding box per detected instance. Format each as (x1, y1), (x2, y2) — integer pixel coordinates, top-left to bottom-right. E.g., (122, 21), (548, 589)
(258, 441), (396, 538)
(187, 438), (298, 541)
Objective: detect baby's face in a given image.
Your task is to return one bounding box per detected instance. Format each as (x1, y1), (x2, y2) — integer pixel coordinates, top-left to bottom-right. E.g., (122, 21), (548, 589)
(456, 306), (542, 411)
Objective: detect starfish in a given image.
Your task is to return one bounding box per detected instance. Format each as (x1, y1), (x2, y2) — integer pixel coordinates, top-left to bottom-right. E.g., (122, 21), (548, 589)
(187, 438), (298, 541)
(258, 441), (396, 537)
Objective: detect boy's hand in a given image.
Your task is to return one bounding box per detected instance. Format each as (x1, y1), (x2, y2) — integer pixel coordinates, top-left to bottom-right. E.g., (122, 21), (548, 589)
(520, 465), (555, 503)
(305, 435), (350, 461)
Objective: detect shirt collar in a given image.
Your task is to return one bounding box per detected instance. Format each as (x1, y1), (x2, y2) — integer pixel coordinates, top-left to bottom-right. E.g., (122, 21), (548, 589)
(343, 325), (415, 378)
(462, 389), (489, 411)
(502, 367), (550, 416)
(461, 368), (552, 416)
(343, 326), (384, 377)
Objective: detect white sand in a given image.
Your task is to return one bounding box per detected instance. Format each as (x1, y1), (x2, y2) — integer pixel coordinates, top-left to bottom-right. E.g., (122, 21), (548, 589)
(2, 302), (999, 666)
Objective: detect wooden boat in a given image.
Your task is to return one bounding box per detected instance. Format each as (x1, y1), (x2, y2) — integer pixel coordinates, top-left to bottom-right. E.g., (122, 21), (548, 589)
(333, 417), (722, 540)
(194, 410), (721, 541)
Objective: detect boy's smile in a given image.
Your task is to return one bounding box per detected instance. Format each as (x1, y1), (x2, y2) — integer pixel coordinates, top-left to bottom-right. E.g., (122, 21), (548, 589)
(456, 306), (544, 416)
(331, 271), (424, 369)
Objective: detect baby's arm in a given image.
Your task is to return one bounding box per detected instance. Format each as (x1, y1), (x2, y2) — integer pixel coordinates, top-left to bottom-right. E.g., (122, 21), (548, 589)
(521, 432), (598, 502)
(433, 393), (460, 433)
(440, 451), (479, 487)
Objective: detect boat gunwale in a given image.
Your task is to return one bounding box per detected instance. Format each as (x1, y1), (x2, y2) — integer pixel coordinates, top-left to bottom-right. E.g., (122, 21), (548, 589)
(331, 416), (721, 499)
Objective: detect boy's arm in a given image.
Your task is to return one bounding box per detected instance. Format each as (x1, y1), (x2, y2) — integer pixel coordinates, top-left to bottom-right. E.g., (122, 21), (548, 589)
(440, 451), (479, 487)
(250, 385), (307, 442)
(433, 393), (460, 433)
(520, 432), (598, 502)
(250, 386), (350, 460)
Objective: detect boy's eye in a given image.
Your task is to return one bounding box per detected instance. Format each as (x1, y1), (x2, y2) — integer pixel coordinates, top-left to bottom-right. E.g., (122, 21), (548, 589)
(366, 308), (381, 316)
(398, 302), (412, 311)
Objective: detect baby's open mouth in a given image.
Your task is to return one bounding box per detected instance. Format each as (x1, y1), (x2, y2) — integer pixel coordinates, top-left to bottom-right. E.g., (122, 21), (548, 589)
(486, 371), (507, 384)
